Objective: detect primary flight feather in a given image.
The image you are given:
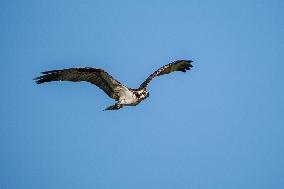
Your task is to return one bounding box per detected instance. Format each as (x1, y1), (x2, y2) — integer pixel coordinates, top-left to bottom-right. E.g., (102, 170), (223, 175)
(34, 60), (193, 110)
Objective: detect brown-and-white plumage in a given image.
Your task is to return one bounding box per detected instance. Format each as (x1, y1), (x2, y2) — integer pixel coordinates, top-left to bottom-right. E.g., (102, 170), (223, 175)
(34, 60), (193, 110)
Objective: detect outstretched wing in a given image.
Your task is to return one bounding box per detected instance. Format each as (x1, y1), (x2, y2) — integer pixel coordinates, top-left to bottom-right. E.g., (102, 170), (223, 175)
(139, 60), (193, 89)
(34, 67), (127, 100)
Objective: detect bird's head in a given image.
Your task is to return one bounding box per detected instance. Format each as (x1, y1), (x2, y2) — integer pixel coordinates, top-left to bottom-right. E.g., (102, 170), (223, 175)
(137, 89), (149, 99)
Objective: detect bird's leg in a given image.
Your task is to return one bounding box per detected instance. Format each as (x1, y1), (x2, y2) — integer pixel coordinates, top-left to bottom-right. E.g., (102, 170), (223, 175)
(104, 103), (123, 111)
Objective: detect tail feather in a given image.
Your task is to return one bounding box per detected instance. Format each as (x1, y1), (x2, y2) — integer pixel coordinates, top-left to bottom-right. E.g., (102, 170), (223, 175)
(104, 103), (123, 111)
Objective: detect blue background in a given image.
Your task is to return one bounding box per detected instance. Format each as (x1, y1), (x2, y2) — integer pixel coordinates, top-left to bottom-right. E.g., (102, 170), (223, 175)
(1, 0), (284, 188)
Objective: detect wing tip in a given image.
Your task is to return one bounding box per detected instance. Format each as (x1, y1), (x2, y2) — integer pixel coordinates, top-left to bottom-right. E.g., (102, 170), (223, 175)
(185, 60), (193, 68)
(173, 59), (193, 66)
(178, 60), (193, 72)
(33, 71), (59, 84)
(33, 76), (46, 84)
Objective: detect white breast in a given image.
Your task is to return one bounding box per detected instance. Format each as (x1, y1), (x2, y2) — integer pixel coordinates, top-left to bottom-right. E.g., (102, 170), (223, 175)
(118, 87), (138, 105)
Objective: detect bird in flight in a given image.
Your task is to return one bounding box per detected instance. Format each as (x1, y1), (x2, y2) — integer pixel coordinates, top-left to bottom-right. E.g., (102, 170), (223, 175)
(34, 60), (193, 110)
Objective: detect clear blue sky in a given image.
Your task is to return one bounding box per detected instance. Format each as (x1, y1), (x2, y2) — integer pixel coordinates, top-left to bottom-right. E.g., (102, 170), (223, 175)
(1, 0), (283, 188)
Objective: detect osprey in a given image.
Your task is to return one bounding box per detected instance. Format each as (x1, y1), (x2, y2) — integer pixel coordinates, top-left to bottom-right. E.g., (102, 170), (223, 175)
(34, 60), (193, 110)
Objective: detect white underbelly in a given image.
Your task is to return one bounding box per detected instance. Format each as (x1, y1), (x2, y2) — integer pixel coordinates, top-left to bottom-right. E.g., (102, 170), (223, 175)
(125, 99), (141, 106)
(123, 97), (136, 104)
(118, 88), (139, 105)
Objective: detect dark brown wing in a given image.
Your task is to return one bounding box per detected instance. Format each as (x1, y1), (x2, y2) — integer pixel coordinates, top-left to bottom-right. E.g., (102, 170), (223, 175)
(34, 67), (127, 100)
(139, 60), (193, 89)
